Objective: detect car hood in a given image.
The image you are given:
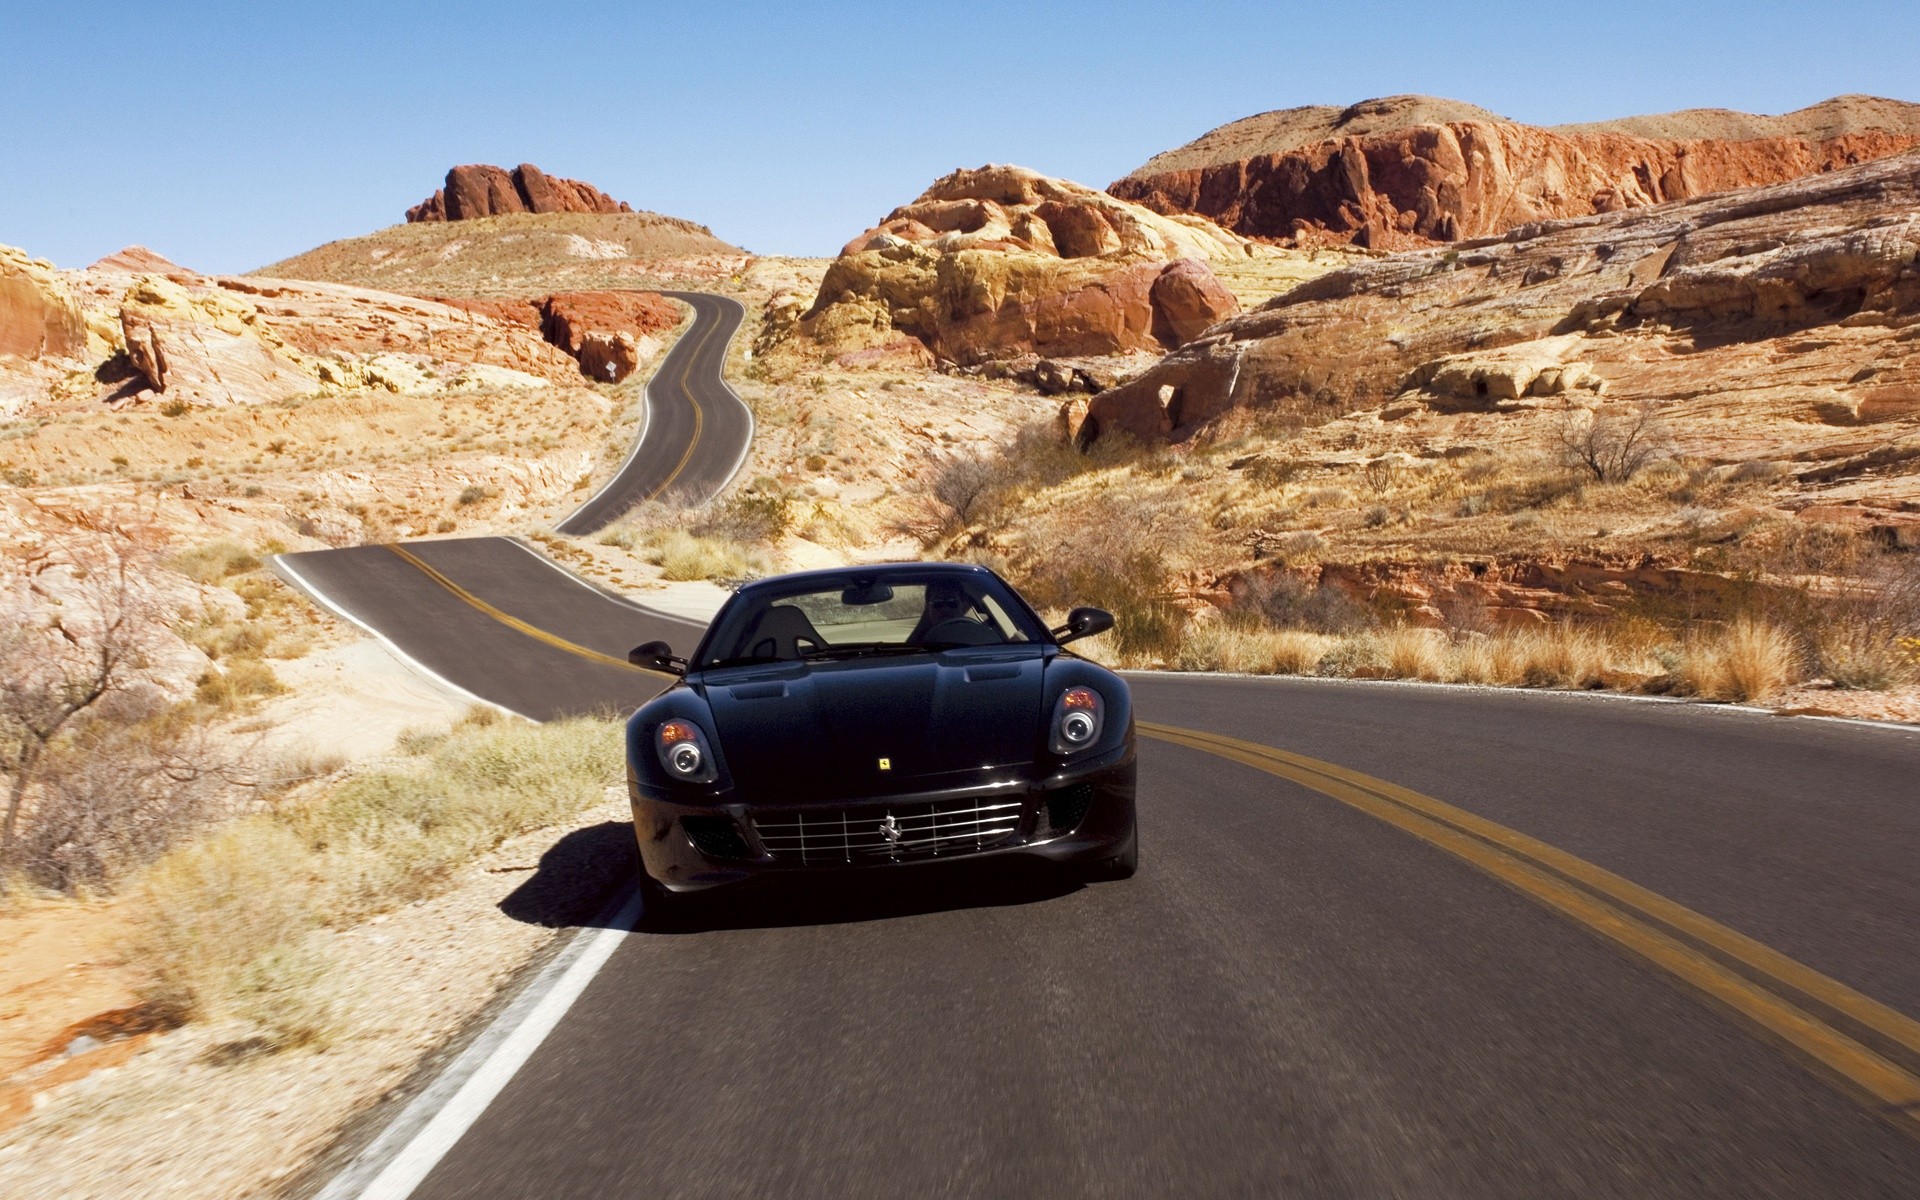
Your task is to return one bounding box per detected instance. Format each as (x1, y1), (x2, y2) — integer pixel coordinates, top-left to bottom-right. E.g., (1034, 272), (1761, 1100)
(700, 649), (1049, 801)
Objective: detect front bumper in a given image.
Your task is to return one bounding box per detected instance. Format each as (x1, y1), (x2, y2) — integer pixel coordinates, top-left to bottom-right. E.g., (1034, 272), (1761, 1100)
(630, 744), (1136, 893)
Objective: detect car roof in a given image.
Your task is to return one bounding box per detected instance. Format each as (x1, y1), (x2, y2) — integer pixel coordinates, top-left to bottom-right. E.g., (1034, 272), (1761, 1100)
(731, 561), (997, 596)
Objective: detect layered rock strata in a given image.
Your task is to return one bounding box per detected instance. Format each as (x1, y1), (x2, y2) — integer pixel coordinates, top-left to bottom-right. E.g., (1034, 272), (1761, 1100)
(1082, 149), (1920, 466)
(1113, 94), (1920, 250)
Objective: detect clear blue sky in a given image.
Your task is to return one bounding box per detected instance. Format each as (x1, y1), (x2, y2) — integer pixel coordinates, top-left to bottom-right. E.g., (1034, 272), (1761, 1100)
(3, 1), (1914, 272)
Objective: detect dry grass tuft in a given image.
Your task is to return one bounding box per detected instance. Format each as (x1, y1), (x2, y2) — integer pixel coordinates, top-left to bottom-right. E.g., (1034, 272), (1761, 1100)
(1678, 619), (1797, 702)
(125, 713), (621, 1051)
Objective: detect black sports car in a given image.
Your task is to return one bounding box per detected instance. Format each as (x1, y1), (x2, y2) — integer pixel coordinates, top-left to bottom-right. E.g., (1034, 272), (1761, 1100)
(624, 562), (1136, 905)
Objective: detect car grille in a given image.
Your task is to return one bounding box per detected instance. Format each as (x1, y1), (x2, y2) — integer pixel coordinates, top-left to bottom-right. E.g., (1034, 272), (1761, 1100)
(752, 797), (1023, 864)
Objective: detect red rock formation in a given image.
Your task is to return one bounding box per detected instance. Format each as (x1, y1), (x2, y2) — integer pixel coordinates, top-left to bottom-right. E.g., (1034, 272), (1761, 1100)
(406, 164), (634, 223)
(1113, 96), (1920, 250)
(539, 291), (680, 382)
(1083, 148), (1920, 445)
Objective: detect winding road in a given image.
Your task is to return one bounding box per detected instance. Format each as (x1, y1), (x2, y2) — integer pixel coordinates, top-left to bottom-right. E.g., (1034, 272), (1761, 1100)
(281, 294), (1920, 1199)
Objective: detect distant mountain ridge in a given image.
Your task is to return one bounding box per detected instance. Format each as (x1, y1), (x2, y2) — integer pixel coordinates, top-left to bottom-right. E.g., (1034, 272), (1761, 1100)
(1112, 94), (1920, 249)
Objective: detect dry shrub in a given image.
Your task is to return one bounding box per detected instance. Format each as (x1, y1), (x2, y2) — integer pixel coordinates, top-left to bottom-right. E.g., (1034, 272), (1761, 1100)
(1230, 572), (1370, 634)
(195, 657), (287, 709)
(169, 541), (261, 584)
(1679, 619), (1798, 702)
(287, 713), (619, 924)
(15, 701), (248, 895)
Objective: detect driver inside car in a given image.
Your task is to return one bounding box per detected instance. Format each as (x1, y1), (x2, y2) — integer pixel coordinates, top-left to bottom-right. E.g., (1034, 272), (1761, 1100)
(909, 580), (982, 644)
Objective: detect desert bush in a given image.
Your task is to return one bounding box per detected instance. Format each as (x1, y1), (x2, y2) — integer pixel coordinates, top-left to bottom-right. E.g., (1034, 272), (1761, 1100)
(1230, 573), (1370, 634)
(12, 701), (247, 895)
(289, 713), (619, 924)
(693, 489), (794, 544)
(1553, 401), (1668, 483)
(1379, 626), (1449, 681)
(130, 818), (324, 1035)
(1, 548), (162, 891)
(195, 658), (288, 709)
(924, 452), (1006, 532)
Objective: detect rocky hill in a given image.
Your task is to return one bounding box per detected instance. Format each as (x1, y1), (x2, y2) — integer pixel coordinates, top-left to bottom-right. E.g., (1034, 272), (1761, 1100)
(1112, 94), (1920, 250)
(406, 163), (633, 222)
(1083, 147), (1920, 530)
(260, 211), (748, 297)
(790, 164), (1322, 367)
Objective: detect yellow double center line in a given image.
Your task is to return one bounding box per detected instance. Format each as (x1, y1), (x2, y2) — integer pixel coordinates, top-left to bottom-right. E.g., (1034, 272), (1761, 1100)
(383, 544), (670, 677)
(1141, 720), (1920, 1137)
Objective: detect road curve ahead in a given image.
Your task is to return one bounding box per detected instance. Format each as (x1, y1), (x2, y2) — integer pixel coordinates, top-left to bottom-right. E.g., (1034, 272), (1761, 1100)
(555, 290), (750, 536)
(272, 290), (747, 719)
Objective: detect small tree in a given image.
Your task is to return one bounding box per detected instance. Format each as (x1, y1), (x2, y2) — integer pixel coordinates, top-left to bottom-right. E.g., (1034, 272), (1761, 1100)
(0, 548), (158, 889)
(1554, 401), (1667, 484)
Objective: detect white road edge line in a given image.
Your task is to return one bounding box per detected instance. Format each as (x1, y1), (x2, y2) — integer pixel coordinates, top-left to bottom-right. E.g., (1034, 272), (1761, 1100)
(270, 554), (529, 721)
(315, 888), (646, 1200)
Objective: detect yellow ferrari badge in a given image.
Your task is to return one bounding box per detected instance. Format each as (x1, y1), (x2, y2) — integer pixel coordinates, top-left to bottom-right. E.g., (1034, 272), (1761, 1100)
(878, 757), (891, 770)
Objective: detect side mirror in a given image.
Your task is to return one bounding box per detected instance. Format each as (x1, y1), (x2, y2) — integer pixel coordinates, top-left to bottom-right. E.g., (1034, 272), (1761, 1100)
(629, 640), (685, 675)
(1052, 606), (1114, 645)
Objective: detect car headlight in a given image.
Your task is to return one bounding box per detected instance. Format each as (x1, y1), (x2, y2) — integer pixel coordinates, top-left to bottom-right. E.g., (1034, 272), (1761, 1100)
(1049, 686), (1104, 755)
(656, 719), (718, 783)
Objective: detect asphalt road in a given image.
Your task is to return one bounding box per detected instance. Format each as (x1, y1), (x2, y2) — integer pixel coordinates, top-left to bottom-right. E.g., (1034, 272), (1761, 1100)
(392, 675), (1920, 1199)
(277, 289), (1920, 1196)
(554, 290), (751, 536)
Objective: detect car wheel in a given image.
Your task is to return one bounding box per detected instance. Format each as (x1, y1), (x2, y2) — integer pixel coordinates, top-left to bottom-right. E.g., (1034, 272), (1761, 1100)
(637, 866), (685, 928)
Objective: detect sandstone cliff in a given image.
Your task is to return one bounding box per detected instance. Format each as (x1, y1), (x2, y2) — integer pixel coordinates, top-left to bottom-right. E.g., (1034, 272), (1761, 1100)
(797, 164), (1271, 365)
(1, 247), (87, 361)
(406, 163), (633, 222)
(1083, 147), (1920, 501)
(1113, 94), (1920, 250)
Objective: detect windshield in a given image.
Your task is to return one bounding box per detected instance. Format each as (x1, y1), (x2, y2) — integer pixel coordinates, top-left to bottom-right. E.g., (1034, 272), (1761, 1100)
(694, 571), (1046, 669)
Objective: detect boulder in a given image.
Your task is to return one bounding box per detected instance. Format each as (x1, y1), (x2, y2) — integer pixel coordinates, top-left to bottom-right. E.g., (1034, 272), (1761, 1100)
(1149, 258), (1240, 346)
(0, 246), (87, 360)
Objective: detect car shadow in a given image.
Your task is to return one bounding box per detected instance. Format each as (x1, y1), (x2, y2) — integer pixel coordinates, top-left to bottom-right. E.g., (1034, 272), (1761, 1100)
(497, 821), (640, 929)
(501, 822), (1089, 934)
